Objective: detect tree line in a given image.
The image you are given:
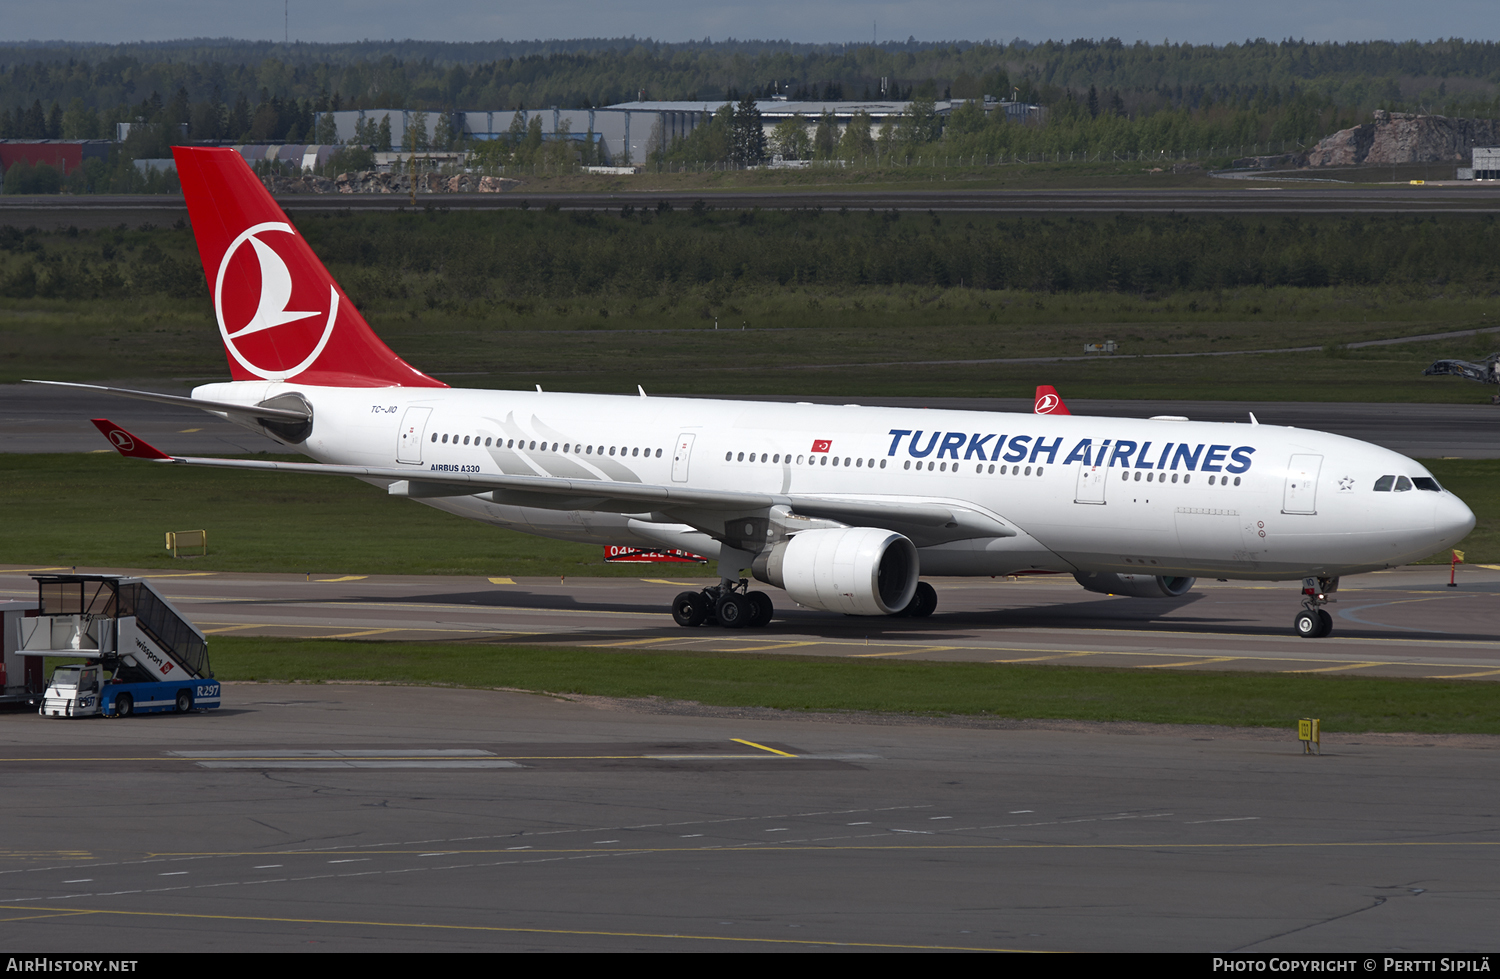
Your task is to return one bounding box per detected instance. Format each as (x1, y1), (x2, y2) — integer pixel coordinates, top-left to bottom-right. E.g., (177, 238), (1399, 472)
(5, 210), (1497, 307)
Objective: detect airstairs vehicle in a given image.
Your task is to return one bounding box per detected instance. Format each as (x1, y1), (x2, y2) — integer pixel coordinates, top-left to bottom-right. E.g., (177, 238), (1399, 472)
(21, 574), (220, 718)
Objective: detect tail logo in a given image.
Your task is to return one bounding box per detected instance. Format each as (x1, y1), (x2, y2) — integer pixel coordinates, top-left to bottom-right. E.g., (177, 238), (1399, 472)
(215, 221), (339, 381)
(107, 429), (135, 451)
(1035, 393), (1061, 413)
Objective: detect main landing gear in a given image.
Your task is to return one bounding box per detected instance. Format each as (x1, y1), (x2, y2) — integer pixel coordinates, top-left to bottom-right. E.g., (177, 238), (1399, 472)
(1293, 576), (1338, 638)
(895, 581), (938, 618)
(672, 580), (774, 629)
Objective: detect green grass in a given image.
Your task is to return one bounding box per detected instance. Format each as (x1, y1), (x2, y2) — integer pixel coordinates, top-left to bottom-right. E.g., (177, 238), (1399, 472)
(211, 637), (1500, 734)
(6, 290), (1499, 403)
(0, 452), (712, 577)
(1, 454), (1494, 573)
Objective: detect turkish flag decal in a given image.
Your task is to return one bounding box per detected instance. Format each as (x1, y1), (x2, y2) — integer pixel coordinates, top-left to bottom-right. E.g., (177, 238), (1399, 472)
(811, 439), (832, 453)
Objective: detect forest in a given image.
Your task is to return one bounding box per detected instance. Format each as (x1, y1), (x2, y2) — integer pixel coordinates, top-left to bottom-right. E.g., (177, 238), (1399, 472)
(2, 36), (1499, 171)
(4, 208), (1497, 307)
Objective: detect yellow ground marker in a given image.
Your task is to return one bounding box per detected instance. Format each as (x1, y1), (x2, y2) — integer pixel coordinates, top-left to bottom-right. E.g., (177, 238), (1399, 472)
(0, 567), (72, 575)
(717, 641), (820, 653)
(1283, 662), (1382, 674)
(139, 572), (217, 578)
(178, 428), (202, 433)
(730, 738), (797, 757)
(640, 579), (703, 586)
(1428, 668), (1500, 679)
(314, 575), (367, 583)
(851, 645), (959, 658)
(590, 637), (679, 648)
(199, 624), (260, 635)
(487, 577), (515, 585)
(0, 904), (1035, 952)
(991, 651), (1101, 664)
(1137, 657), (1236, 669)
(317, 628), (401, 639)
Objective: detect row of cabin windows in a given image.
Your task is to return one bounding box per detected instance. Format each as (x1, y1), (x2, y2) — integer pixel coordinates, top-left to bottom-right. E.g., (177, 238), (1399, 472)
(433, 432), (662, 458)
(1374, 475), (1442, 492)
(1123, 470), (1239, 486)
(909, 460), (1043, 474)
(727, 451), (888, 468)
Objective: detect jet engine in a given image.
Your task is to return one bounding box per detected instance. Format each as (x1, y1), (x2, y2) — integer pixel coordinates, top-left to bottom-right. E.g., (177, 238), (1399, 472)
(752, 527), (919, 615)
(1073, 572), (1196, 599)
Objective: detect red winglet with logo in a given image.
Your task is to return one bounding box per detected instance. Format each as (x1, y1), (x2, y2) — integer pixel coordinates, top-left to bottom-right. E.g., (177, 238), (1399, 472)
(91, 419), (174, 460)
(1033, 385), (1071, 415)
(172, 146), (446, 389)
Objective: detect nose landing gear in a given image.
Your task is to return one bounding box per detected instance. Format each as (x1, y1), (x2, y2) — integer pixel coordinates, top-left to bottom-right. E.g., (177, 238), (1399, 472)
(1293, 576), (1338, 638)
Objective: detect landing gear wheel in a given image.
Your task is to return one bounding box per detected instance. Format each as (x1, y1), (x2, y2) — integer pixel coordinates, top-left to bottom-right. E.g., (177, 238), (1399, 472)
(114, 694), (133, 718)
(747, 591), (774, 628)
(717, 593), (752, 629)
(1317, 609), (1334, 638)
(672, 591), (707, 627)
(175, 689), (193, 713)
(1294, 610), (1320, 638)
(901, 581), (938, 618)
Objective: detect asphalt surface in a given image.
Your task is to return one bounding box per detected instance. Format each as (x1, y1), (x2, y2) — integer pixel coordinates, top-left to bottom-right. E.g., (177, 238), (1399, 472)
(6, 184), (1500, 229)
(2, 565), (1496, 681)
(1, 682), (1495, 952)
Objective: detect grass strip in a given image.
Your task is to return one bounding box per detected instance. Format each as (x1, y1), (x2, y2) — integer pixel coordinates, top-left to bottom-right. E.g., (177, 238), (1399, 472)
(212, 637), (1500, 735)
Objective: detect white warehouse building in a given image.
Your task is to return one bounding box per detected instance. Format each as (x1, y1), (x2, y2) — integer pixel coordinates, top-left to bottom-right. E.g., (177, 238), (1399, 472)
(314, 97), (1043, 166)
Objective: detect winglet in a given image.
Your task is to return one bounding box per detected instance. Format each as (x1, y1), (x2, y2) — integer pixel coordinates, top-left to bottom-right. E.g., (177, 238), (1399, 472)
(1033, 385), (1071, 415)
(90, 419), (174, 460)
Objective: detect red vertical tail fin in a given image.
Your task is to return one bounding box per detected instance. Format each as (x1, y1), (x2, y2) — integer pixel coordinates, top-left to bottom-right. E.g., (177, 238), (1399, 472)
(1033, 385), (1071, 415)
(172, 146), (445, 388)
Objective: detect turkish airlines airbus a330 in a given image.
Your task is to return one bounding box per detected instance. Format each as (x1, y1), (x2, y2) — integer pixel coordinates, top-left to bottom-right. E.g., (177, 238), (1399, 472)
(34, 147), (1474, 638)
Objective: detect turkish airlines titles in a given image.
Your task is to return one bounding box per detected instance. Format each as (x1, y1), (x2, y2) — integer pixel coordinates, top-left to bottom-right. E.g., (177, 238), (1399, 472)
(883, 429), (1257, 472)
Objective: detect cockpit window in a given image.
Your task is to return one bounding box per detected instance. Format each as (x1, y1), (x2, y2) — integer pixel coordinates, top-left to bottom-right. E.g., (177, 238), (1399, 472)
(1412, 477), (1442, 492)
(1393, 476), (1413, 492)
(1373, 475), (1394, 492)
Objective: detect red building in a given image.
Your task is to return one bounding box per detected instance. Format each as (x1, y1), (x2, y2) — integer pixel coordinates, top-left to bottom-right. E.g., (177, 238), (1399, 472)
(0, 140), (112, 175)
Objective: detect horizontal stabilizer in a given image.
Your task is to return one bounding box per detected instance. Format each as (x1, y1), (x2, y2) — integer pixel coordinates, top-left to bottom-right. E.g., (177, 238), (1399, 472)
(26, 379), (310, 421)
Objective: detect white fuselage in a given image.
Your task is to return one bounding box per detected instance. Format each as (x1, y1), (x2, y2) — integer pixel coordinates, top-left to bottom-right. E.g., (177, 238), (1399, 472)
(195, 381), (1475, 582)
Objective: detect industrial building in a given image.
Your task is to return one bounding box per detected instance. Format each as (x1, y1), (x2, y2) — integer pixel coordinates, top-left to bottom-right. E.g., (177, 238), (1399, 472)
(313, 97), (1042, 167)
(1471, 147), (1500, 180)
(0, 139), (112, 176)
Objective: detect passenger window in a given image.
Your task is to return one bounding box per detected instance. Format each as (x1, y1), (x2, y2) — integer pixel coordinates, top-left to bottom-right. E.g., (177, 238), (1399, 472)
(1373, 476), (1394, 492)
(1394, 476), (1413, 492)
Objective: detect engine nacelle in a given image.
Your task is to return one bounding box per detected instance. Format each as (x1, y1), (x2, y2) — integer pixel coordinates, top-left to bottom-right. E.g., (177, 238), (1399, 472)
(752, 528), (919, 615)
(1073, 572), (1196, 599)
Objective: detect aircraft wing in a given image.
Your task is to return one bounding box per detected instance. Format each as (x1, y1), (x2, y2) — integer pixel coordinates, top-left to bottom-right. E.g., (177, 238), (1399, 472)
(91, 420), (1014, 546)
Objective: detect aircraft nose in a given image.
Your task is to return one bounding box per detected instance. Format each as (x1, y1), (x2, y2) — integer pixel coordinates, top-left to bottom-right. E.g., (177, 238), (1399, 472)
(1435, 493), (1476, 546)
